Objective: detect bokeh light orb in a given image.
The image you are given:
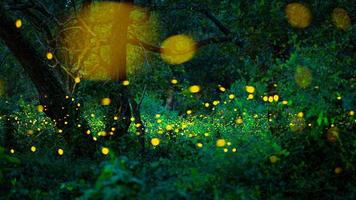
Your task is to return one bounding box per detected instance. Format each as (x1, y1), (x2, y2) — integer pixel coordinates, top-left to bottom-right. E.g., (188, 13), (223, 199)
(189, 85), (201, 93)
(161, 35), (196, 64)
(332, 8), (351, 31)
(295, 66), (312, 88)
(285, 3), (312, 28)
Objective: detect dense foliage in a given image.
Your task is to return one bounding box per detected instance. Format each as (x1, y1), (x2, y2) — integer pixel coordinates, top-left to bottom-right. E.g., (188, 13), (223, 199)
(0, 0), (355, 199)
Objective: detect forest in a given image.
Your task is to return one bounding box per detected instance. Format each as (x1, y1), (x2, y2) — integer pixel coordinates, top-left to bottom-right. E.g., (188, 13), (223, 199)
(0, 0), (355, 199)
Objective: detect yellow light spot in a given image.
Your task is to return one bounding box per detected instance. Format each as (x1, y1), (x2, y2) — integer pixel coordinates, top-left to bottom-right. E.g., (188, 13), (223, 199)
(213, 100), (220, 106)
(27, 129), (34, 135)
(46, 52), (54, 60)
(204, 133), (209, 137)
(332, 8), (351, 31)
(223, 148), (228, 152)
(273, 95), (279, 102)
(216, 139), (226, 147)
(86, 130), (91, 135)
(161, 34), (196, 64)
(337, 96), (342, 100)
(171, 79), (178, 84)
(245, 86), (255, 93)
(235, 118), (243, 124)
(204, 103), (210, 107)
(297, 112), (304, 118)
(135, 123), (141, 128)
(114, 116), (119, 120)
(285, 3), (312, 28)
(10, 149), (15, 154)
(196, 143), (203, 148)
(31, 146), (36, 152)
(101, 97), (111, 106)
(268, 96), (274, 103)
(188, 85), (201, 93)
(247, 94), (254, 100)
(155, 114), (161, 118)
(57, 148), (64, 156)
(130, 117), (135, 122)
(186, 110), (192, 115)
(58, 129), (63, 133)
(334, 167), (343, 174)
(165, 124), (173, 131)
(98, 131), (107, 137)
(228, 94), (235, 100)
(15, 19), (22, 28)
(122, 80), (130, 86)
(263, 96), (268, 102)
(269, 155), (278, 163)
(151, 138), (160, 146)
(232, 148), (237, 152)
(282, 100), (288, 105)
(349, 111), (354, 116)
(36, 105), (44, 112)
(74, 77), (81, 83)
(157, 119), (162, 123)
(219, 86), (226, 92)
(101, 147), (110, 155)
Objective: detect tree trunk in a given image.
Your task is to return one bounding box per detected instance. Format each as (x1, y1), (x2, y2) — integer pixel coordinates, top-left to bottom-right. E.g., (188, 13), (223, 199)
(0, 5), (96, 155)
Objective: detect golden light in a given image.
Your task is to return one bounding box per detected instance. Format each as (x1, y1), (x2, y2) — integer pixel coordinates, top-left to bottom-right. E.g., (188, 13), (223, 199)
(219, 86), (226, 92)
(297, 112), (304, 118)
(332, 8), (351, 31)
(74, 77), (81, 84)
(186, 110), (192, 115)
(285, 3), (312, 28)
(160, 34), (196, 64)
(151, 138), (160, 146)
(165, 124), (173, 131)
(334, 167), (343, 174)
(295, 66), (312, 88)
(188, 85), (201, 93)
(62, 2), (156, 80)
(273, 95), (279, 102)
(101, 98), (111, 106)
(282, 100), (288, 105)
(232, 148), (237, 152)
(235, 118), (243, 124)
(247, 94), (254, 100)
(37, 105), (44, 112)
(46, 52), (54, 60)
(31, 146), (36, 152)
(245, 86), (255, 93)
(15, 19), (22, 28)
(57, 148), (64, 156)
(269, 155), (278, 163)
(212, 100), (220, 106)
(326, 127), (339, 142)
(171, 79), (178, 84)
(349, 111), (355, 116)
(10, 149), (15, 154)
(122, 80), (130, 86)
(196, 143), (203, 148)
(263, 96), (268, 102)
(101, 147), (110, 155)
(216, 139), (226, 147)
(228, 94), (235, 99)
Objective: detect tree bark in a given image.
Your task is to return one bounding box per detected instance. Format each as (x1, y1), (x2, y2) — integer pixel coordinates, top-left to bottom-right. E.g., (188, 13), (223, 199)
(0, 5), (96, 155)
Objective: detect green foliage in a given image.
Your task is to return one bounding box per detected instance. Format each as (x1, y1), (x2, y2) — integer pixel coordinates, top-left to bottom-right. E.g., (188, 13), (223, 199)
(0, 0), (355, 199)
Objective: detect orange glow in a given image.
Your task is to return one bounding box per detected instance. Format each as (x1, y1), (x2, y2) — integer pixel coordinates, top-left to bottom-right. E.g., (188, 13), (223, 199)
(161, 35), (196, 64)
(62, 2), (156, 81)
(285, 3), (312, 28)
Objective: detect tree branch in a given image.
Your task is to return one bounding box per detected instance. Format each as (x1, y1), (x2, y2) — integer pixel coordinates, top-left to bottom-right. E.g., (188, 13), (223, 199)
(128, 36), (237, 53)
